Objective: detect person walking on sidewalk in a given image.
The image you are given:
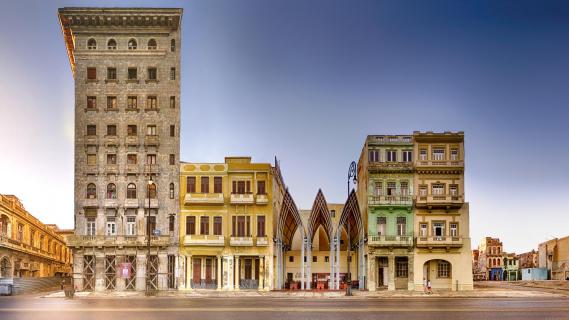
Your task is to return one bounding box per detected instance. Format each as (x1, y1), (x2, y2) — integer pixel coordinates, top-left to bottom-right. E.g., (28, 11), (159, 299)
(427, 280), (433, 294)
(423, 278), (427, 294)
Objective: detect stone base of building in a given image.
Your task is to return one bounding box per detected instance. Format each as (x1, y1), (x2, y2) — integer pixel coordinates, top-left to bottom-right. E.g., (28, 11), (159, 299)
(367, 248), (414, 291)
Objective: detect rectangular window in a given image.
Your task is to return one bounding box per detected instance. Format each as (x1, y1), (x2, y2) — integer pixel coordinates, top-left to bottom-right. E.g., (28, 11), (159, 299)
(169, 154), (175, 165)
(147, 216), (156, 235)
(201, 177), (209, 193)
(376, 217), (386, 236)
(146, 154), (156, 165)
(126, 217), (136, 236)
(450, 223), (458, 237)
(214, 177), (222, 193)
(146, 96), (157, 109)
(257, 181), (266, 195)
(432, 184), (445, 195)
(86, 218), (96, 236)
(450, 148), (459, 161)
(313, 256), (317, 263)
(396, 217), (406, 236)
(386, 150), (397, 162)
(127, 154), (137, 165)
(87, 96), (97, 109)
(235, 216), (246, 236)
(200, 216), (209, 235)
(325, 256), (329, 263)
(106, 217), (116, 236)
(289, 256), (294, 263)
(402, 150), (412, 162)
(127, 96), (138, 109)
(368, 150), (379, 162)
(170, 67), (176, 80)
(106, 125), (117, 136)
(170, 96), (176, 108)
(87, 125), (97, 136)
(419, 149), (427, 161)
(213, 216), (222, 236)
(87, 154), (97, 165)
(433, 148), (445, 161)
(107, 67), (116, 80)
(187, 177), (196, 193)
(450, 184), (458, 196)
(420, 223), (428, 237)
(433, 222), (445, 237)
(257, 216), (266, 237)
(146, 125), (156, 136)
(147, 67), (157, 80)
(419, 185), (427, 196)
(330, 210), (336, 218)
(374, 182), (382, 196)
(438, 261), (450, 278)
(127, 125), (137, 136)
(106, 154), (117, 165)
(186, 216), (195, 235)
(87, 67), (97, 80)
(387, 182), (396, 196)
(128, 68), (137, 80)
(400, 181), (409, 196)
(169, 215), (175, 232)
(395, 257), (408, 278)
(170, 125), (175, 137)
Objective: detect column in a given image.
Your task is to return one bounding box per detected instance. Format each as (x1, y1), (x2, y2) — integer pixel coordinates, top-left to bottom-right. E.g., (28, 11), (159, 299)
(307, 239), (311, 290)
(73, 251), (84, 291)
(368, 253), (376, 291)
(388, 255), (395, 290)
(136, 254), (146, 291)
(259, 256), (264, 290)
(158, 253), (167, 290)
(300, 231), (305, 290)
(116, 255), (126, 291)
(407, 253), (414, 291)
(234, 256), (240, 290)
(335, 235), (340, 290)
(186, 255), (192, 290)
(329, 239), (334, 289)
(95, 252), (105, 292)
(358, 240), (364, 290)
(217, 256), (222, 290)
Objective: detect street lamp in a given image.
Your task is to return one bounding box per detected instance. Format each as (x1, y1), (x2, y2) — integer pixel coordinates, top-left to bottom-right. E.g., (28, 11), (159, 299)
(346, 161), (357, 296)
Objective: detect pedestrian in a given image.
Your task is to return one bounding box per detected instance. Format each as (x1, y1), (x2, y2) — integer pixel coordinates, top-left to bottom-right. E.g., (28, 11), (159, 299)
(423, 277), (427, 294)
(427, 280), (432, 294)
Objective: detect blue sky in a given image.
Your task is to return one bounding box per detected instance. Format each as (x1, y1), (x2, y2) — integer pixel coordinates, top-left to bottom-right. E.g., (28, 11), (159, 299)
(0, 0), (568, 253)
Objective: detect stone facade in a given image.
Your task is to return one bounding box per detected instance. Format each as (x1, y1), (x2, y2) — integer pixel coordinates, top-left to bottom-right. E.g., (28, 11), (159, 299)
(477, 237), (504, 281)
(59, 7), (182, 291)
(539, 236), (569, 280)
(0, 195), (72, 280)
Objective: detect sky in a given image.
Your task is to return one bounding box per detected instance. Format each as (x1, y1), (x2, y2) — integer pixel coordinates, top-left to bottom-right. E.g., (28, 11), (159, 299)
(0, 0), (568, 254)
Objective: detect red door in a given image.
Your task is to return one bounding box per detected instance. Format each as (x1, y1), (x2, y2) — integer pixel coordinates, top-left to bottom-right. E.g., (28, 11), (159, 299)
(205, 259), (212, 282)
(193, 258), (201, 284)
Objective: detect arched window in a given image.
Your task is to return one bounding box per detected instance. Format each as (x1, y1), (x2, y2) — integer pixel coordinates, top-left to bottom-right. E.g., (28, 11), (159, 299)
(148, 183), (157, 199)
(106, 184), (117, 199)
(148, 39), (157, 50)
(87, 38), (97, 50)
(169, 183), (175, 199)
(107, 39), (117, 50)
(127, 183), (137, 199)
(128, 38), (137, 50)
(170, 39), (175, 52)
(87, 183), (97, 199)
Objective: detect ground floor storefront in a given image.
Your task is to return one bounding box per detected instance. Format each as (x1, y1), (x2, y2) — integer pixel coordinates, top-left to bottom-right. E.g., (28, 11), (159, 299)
(367, 248), (414, 291)
(413, 250), (474, 291)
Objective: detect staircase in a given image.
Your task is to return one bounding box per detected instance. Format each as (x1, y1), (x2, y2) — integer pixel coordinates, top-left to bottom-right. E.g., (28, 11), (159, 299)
(4, 277), (64, 295)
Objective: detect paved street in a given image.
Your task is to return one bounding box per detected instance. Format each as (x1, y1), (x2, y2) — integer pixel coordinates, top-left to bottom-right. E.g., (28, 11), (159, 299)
(1, 296), (569, 320)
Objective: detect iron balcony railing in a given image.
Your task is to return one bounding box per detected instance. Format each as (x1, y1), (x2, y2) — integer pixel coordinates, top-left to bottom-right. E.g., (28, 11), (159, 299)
(416, 236), (463, 248)
(368, 235), (413, 247)
(368, 195), (413, 206)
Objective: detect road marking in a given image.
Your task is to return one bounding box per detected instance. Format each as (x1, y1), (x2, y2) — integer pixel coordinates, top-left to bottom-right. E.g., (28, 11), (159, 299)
(2, 307), (569, 313)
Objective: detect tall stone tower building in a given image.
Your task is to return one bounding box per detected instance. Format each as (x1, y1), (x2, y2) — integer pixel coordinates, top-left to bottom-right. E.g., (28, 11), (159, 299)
(58, 7), (182, 291)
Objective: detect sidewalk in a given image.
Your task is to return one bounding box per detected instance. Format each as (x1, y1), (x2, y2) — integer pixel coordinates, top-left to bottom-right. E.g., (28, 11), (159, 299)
(41, 287), (568, 299)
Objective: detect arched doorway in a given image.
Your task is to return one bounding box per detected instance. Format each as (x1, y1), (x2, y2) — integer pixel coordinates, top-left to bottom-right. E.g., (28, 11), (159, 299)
(423, 259), (452, 290)
(306, 190), (334, 290)
(0, 214), (10, 236)
(336, 190), (365, 290)
(0, 256), (12, 278)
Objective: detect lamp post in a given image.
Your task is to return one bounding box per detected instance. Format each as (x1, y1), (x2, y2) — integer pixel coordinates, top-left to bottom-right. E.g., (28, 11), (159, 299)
(346, 161), (357, 296)
(145, 172), (153, 295)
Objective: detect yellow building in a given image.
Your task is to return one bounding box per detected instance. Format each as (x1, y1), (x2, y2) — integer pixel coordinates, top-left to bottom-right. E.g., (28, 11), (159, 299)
(412, 131), (473, 291)
(0, 195), (72, 280)
(179, 157), (283, 290)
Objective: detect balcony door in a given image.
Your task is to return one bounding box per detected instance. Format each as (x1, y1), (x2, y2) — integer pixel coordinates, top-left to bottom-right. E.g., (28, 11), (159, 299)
(193, 258), (201, 284)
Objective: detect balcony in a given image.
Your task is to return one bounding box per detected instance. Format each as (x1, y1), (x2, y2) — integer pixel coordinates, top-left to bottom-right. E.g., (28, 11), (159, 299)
(368, 161), (413, 173)
(256, 236), (268, 246)
(144, 135), (159, 146)
(104, 135), (119, 146)
(183, 235), (225, 246)
(85, 165), (98, 175)
(143, 198), (159, 208)
(415, 194), (464, 209)
(415, 160), (464, 168)
(125, 136), (139, 146)
(66, 235), (171, 247)
(416, 236), (463, 248)
(144, 164), (159, 174)
(230, 236), (253, 246)
(125, 164), (139, 174)
(230, 193), (254, 205)
(105, 165), (119, 175)
(368, 235), (413, 247)
(104, 198), (118, 208)
(368, 195), (413, 207)
(183, 193), (224, 205)
(83, 198), (98, 208)
(256, 194), (269, 205)
(84, 135), (98, 146)
(124, 198), (139, 208)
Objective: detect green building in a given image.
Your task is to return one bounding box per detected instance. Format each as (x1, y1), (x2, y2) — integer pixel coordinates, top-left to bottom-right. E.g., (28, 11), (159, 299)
(358, 135), (414, 290)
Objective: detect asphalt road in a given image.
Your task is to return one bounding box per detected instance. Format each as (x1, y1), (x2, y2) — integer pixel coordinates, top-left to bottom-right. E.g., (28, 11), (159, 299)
(1, 296), (569, 320)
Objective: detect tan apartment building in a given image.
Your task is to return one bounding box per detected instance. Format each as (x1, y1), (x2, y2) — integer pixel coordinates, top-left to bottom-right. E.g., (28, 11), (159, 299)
(478, 237), (504, 280)
(539, 236), (569, 280)
(0, 195), (72, 280)
(59, 7), (183, 291)
(413, 131), (473, 291)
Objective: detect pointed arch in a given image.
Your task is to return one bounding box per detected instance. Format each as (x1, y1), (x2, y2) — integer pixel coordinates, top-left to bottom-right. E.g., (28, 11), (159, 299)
(307, 189), (333, 242)
(337, 189), (364, 247)
(276, 189), (303, 248)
